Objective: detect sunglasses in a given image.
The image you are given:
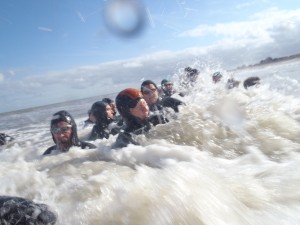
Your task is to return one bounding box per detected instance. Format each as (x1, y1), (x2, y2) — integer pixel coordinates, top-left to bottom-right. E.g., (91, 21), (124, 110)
(51, 126), (72, 134)
(143, 88), (157, 95)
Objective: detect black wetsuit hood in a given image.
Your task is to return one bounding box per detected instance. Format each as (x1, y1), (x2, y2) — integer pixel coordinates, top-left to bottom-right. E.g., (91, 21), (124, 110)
(243, 76), (260, 89)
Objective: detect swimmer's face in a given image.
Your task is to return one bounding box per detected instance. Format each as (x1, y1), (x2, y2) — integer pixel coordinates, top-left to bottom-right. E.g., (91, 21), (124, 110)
(51, 121), (72, 145)
(164, 82), (173, 91)
(110, 102), (117, 116)
(129, 98), (149, 120)
(106, 104), (115, 119)
(142, 84), (158, 106)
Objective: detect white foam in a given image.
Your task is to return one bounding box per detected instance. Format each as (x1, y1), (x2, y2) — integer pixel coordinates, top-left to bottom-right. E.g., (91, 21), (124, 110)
(1, 60), (300, 224)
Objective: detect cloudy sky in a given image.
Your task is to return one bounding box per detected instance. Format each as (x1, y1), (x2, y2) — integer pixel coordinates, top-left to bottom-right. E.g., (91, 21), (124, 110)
(1, 0), (300, 113)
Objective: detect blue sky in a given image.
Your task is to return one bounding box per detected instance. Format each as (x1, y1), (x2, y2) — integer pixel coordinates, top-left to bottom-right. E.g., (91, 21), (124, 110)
(1, 0), (300, 113)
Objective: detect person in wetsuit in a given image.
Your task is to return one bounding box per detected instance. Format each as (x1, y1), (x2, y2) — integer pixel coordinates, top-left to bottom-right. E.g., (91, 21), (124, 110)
(102, 98), (117, 116)
(182, 67), (199, 88)
(160, 79), (176, 98)
(43, 110), (96, 155)
(88, 101), (120, 140)
(212, 72), (223, 83)
(0, 133), (14, 146)
(160, 79), (185, 98)
(243, 76), (261, 89)
(83, 109), (96, 129)
(0, 195), (57, 225)
(141, 80), (184, 126)
(102, 97), (124, 126)
(112, 88), (152, 148)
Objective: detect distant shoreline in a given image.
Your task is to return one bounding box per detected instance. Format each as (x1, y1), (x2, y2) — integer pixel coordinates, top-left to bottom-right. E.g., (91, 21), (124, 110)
(0, 92), (118, 116)
(235, 53), (300, 70)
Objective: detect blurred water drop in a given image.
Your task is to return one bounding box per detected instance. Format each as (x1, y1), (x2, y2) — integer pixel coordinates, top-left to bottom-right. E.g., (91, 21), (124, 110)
(103, 0), (146, 38)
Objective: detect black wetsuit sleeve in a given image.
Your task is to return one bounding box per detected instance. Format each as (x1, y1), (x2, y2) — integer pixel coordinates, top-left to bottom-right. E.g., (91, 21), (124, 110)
(89, 126), (98, 141)
(149, 114), (168, 126)
(80, 141), (97, 149)
(110, 126), (121, 135)
(161, 97), (184, 113)
(115, 115), (124, 126)
(0, 196), (57, 225)
(112, 131), (139, 149)
(42, 145), (56, 155)
(89, 125), (109, 140)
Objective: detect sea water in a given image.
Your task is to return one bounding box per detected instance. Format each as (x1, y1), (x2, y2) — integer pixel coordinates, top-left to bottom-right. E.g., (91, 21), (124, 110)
(1, 59), (300, 225)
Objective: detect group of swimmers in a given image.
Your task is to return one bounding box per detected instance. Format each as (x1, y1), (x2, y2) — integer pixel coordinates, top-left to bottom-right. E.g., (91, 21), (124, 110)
(212, 71), (261, 89)
(42, 67), (261, 155)
(43, 78), (186, 155)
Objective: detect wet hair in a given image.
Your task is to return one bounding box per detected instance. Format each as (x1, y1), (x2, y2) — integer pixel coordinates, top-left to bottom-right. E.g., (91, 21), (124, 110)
(90, 101), (111, 125)
(140, 80), (158, 93)
(102, 97), (114, 104)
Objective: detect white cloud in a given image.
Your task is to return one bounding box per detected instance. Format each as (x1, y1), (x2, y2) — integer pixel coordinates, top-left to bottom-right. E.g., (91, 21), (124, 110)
(176, 8), (300, 64)
(38, 26), (53, 32)
(179, 8), (300, 46)
(123, 61), (143, 68)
